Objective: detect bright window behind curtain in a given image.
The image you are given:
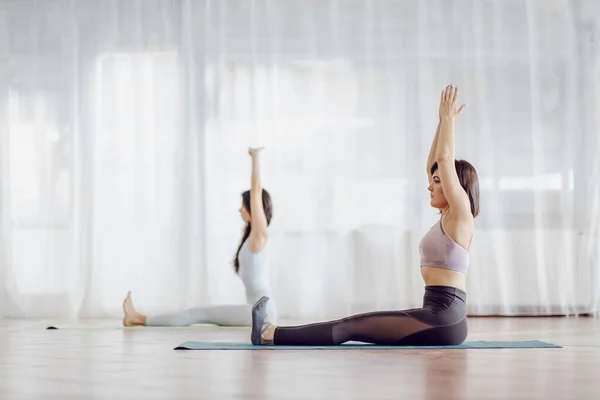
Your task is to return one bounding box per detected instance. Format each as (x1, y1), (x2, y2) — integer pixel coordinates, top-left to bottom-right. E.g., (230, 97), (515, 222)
(0, 0), (598, 319)
(89, 52), (187, 314)
(7, 88), (71, 294)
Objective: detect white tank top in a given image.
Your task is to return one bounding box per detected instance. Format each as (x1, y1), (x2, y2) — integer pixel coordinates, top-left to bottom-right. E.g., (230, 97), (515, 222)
(237, 238), (272, 304)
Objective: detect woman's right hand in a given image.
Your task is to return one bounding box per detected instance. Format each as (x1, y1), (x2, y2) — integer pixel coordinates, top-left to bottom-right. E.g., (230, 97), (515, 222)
(439, 85), (466, 121)
(248, 147), (264, 157)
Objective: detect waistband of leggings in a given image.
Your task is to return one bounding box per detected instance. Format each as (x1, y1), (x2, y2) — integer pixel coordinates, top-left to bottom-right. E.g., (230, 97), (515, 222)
(424, 285), (467, 302)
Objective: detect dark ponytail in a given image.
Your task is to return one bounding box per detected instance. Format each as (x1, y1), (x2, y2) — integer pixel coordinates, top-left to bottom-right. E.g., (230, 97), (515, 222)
(233, 189), (273, 273)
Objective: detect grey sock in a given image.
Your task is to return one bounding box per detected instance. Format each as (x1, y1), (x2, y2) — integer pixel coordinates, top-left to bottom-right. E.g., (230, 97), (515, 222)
(251, 296), (271, 345)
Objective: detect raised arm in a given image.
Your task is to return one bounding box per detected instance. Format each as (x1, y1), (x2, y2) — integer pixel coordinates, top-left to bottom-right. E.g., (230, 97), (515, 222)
(436, 85), (470, 215)
(247, 147), (268, 252)
(427, 119), (442, 184)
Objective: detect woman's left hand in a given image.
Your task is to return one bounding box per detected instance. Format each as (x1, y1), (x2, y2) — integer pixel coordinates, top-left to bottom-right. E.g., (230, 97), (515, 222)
(439, 85), (466, 121)
(248, 147), (265, 157)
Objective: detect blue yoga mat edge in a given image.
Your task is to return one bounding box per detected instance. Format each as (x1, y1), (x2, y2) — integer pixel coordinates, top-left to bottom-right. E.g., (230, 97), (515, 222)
(45, 325), (247, 330)
(173, 340), (561, 350)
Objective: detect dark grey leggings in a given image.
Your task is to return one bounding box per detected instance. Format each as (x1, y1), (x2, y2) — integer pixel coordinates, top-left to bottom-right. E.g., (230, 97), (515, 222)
(273, 286), (467, 346)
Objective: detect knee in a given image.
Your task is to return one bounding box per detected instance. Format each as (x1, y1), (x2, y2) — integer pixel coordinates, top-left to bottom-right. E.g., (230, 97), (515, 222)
(448, 317), (468, 345)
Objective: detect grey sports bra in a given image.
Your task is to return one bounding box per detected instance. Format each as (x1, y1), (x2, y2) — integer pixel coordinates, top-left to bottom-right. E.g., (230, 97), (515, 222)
(418, 218), (471, 274)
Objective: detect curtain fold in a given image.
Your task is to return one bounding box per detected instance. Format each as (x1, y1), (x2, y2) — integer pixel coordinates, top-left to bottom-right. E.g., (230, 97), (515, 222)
(0, 0), (597, 319)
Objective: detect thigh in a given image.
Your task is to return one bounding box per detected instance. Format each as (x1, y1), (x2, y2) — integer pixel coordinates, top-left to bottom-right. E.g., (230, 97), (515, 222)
(392, 315), (468, 346)
(333, 309), (438, 345)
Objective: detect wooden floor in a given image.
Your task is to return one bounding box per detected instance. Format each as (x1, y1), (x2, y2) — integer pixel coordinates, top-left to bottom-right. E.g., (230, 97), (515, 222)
(0, 317), (598, 399)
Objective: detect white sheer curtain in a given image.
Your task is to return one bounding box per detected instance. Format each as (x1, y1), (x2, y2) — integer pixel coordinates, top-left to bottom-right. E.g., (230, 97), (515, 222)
(0, 0), (598, 320)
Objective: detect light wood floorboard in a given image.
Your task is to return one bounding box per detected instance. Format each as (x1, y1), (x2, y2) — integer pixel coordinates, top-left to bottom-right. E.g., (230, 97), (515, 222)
(0, 317), (598, 399)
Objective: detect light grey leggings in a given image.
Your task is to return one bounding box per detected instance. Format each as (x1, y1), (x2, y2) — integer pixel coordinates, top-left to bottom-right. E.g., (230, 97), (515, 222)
(146, 304), (253, 326)
(145, 299), (277, 327)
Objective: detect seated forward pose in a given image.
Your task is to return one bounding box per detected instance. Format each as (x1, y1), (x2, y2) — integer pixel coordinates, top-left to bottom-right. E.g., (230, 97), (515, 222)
(122, 147), (277, 327)
(250, 85), (479, 345)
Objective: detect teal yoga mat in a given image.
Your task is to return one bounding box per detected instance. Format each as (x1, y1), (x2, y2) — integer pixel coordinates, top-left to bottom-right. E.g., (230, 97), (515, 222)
(174, 340), (561, 350)
(46, 325), (247, 330)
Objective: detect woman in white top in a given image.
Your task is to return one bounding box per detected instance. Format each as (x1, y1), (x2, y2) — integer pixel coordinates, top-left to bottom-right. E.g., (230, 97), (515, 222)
(122, 147), (276, 326)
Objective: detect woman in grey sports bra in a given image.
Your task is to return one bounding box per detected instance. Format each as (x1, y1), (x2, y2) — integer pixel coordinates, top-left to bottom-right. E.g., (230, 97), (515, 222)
(251, 85), (480, 346)
(122, 147), (277, 327)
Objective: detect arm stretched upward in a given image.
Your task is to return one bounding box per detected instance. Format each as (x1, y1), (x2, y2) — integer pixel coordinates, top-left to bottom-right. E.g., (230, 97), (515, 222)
(436, 85), (471, 216)
(427, 119), (442, 184)
(248, 147), (268, 252)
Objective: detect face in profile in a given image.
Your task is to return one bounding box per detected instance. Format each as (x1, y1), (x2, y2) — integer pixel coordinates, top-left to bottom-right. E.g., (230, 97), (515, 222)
(239, 203), (251, 223)
(428, 171), (449, 210)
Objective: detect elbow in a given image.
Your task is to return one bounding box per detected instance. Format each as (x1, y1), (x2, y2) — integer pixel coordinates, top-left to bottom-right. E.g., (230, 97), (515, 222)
(251, 182), (262, 192)
(436, 155), (452, 163)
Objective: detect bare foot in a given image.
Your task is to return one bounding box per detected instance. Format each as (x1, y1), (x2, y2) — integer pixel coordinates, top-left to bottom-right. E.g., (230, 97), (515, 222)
(122, 291), (146, 326)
